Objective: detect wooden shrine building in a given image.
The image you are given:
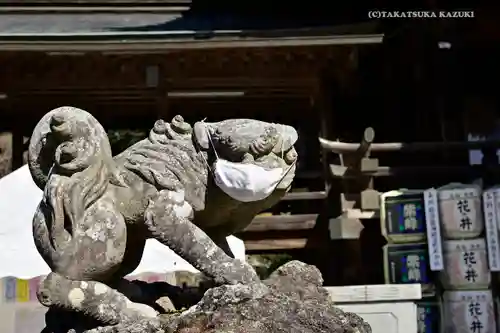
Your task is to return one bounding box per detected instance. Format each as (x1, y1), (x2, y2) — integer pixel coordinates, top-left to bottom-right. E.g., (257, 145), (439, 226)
(0, 1), (383, 271)
(2, 1), (499, 285)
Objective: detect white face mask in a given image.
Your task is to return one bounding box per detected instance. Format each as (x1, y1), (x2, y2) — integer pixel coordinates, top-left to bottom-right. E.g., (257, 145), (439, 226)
(200, 123), (294, 203)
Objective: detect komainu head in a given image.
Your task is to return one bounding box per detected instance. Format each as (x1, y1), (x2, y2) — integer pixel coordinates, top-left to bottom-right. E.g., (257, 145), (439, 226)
(193, 118), (298, 193)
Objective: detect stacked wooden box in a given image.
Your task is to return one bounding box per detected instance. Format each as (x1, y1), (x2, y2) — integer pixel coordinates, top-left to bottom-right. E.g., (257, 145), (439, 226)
(380, 189), (440, 333)
(381, 183), (500, 333)
(438, 184), (496, 333)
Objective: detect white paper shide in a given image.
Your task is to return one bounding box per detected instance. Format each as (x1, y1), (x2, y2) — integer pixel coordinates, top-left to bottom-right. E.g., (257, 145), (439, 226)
(424, 188), (444, 271)
(482, 188), (500, 272)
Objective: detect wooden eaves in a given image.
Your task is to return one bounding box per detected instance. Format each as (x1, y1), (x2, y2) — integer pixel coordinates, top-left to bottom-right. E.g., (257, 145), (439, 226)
(0, 11), (384, 250)
(0, 11), (383, 52)
(0, 33), (383, 52)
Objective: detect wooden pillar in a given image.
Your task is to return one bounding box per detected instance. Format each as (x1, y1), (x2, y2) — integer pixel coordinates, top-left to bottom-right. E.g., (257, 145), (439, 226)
(145, 61), (169, 121)
(12, 122), (24, 171)
(156, 63), (169, 121)
(316, 76), (334, 196)
(4, 91), (24, 172)
(1, 97), (17, 175)
(314, 73), (368, 285)
(308, 75), (336, 285)
(0, 131), (13, 177)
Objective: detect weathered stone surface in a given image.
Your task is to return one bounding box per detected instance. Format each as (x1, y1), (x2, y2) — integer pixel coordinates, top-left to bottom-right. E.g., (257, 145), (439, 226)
(28, 106), (299, 328)
(82, 261), (371, 333)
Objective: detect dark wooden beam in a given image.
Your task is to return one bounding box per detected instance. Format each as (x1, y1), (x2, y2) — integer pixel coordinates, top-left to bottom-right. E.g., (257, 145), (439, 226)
(245, 214), (318, 232)
(329, 164), (495, 178)
(0, 2), (191, 11)
(244, 239), (309, 251)
(320, 137), (500, 153)
(282, 191), (327, 201)
(2, 0), (191, 4)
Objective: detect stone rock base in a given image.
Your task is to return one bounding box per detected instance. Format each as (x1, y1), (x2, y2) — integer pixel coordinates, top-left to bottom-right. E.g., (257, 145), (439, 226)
(42, 261), (372, 333)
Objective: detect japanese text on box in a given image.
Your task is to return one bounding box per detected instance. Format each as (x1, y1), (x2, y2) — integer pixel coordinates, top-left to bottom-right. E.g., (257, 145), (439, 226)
(483, 190), (500, 271)
(424, 189), (444, 271)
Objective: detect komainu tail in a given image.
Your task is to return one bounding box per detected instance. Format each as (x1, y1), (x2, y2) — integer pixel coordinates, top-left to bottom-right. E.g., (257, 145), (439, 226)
(28, 107), (121, 271)
(28, 106), (114, 190)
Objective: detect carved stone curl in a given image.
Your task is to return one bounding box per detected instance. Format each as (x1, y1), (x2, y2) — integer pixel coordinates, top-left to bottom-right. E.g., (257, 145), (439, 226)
(28, 107), (298, 330)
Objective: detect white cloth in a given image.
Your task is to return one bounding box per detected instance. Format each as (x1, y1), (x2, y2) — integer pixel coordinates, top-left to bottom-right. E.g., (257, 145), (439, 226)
(0, 165), (245, 278)
(214, 159), (286, 202)
(0, 166), (51, 278)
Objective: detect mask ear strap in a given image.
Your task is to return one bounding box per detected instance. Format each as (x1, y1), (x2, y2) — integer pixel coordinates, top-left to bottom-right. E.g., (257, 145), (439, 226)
(203, 119), (219, 160)
(270, 159), (296, 193)
(281, 125), (285, 160)
(198, 119), (216, 173)
(272, 125), (295, 190)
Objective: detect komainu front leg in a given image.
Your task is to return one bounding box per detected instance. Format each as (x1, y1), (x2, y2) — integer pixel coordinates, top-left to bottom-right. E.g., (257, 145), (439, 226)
(37, 272), (158, 326)
(145, 190), (259, 285)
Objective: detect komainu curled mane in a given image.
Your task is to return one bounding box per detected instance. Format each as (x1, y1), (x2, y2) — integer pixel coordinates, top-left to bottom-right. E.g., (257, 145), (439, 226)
(28, 106), (298, 326)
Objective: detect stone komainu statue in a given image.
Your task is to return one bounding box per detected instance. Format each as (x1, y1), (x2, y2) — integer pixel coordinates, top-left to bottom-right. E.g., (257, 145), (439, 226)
(28, 106), (298, 326)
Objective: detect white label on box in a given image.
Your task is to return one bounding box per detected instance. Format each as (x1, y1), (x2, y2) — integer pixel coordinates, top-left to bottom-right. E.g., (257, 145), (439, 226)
(424, 188), (444, 271)
(483, 190), (500, 271)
